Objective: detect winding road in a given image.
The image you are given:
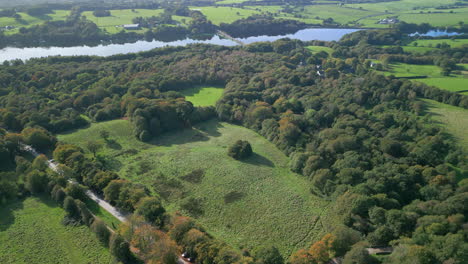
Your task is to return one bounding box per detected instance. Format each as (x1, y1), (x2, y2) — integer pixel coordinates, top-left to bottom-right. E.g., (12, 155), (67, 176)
(20, 144), (189, 264)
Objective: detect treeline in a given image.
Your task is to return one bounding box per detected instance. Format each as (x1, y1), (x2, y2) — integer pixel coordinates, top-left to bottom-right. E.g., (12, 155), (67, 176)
(219, 15), (307, 38)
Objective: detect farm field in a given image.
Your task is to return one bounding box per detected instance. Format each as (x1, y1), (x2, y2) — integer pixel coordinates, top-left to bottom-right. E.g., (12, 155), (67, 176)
(81, 8), (190, 34)
(382, 63), (468, 93)
(299, 5), (375, 25)
(0, 10), (69, 34)
(0, 196), (113, 264)
(181, 86), (224, 106)
(407, 38), (468, 48)
(422, 99), (468, 151)
(58, 119), (336, 256)
(190, 6), (260, 25)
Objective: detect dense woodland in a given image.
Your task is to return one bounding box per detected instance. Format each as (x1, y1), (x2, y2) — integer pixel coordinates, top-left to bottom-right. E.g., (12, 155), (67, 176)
(0, 24), (468, 264)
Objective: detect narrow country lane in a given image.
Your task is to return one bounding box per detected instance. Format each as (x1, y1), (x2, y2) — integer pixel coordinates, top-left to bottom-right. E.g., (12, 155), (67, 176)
(20, 144), (190, 264)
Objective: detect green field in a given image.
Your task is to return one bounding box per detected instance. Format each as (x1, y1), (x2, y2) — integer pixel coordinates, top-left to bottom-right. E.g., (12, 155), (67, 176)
(306, 45), (334, 56)
(382, 63), (468, 93)
(58, 119), (335, 256)
(81, 8), (191, 34)
(0, 196), (113, 264)
(0, 10), (69, 34)
(190, 6), (259, 25)
(422, 99), (468, 151)
(181, 86), (224, 106)
(347, 0), (467, 27)
(407, 39), (468, 48)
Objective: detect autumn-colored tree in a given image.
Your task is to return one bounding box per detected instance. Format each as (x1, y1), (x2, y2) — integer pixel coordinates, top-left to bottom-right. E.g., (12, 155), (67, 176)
(289, 249), (313, 264)
(130, 223), (179, 264)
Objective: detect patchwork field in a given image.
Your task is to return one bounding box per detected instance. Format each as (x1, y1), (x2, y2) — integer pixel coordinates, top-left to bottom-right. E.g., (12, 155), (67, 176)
(0, 196), (113, 264)
(180, 86), (224, 106)
(0, 10), (70, 34)
(58, 118), (335, 256)
(382, 63), (468, 93)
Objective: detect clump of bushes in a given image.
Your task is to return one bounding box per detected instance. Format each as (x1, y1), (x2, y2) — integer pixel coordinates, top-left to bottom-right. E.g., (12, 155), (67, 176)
(227, 140), (253, 160)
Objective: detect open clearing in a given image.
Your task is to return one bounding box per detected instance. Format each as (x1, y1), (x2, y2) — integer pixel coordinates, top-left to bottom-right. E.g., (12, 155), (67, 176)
(382, 63), (468, 93)
(181, 86), (224, 106)
(306, 45), (334, 56)
(422, 99), (468, 151)
(0, 196), (113, 264)
(58, 119), (335, 256)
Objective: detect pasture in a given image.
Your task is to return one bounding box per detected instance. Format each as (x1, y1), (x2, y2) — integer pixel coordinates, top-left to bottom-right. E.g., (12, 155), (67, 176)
(82, 8), (189, 34)
(58, 119), (336, 256)
(0, 196), (113, 264)
(190, 6), (259, 25)
(0, 10), (69, 34)
(181, 86), (224, 106)
(382, 63), (468, 93)
(422, 99), (468, 151)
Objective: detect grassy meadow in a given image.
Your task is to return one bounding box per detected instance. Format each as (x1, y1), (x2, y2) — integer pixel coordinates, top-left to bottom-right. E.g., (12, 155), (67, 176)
(82, 9), (163, 34)
(306, 45), (334, 56)
(58, 118), (335, 256)
(190, 6), (259, 25)
(422, 99), (468, 151)
(181, 86), (224, 106)
(0, 196), (113, 264)
(0, 10), (69, 34)
(382, 63), (468, 93)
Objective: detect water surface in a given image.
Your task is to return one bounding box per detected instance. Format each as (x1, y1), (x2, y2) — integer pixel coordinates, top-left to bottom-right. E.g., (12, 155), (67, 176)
(2, 28), (360, 62)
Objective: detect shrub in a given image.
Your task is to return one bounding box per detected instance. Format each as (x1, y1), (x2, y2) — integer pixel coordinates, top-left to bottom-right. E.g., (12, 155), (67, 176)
(227, 140), (253, 160)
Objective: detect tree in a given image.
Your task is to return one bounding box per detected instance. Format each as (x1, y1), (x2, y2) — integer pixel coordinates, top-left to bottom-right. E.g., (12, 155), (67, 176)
(51, 185), (66, 206)
(135, 197), (166, 226)
(25, 170), (47, 194)
(22, 127), (56, 150)
(76, 199), (94, 226)
(227, 140), (253, 160)
(342, 243), (375, 264)
(65, 183), (87, 201)
(86, 140), (103, 157)
(63, 196), (80, 220)
(91, 218), (111, 245)
(255, 246), (284, 264)
(109, 233), (133, 263)
(100, 130), (110, 141)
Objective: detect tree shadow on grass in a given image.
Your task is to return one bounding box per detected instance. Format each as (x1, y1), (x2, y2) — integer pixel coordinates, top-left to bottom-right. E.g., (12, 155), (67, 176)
(152, 119), (223, 147)
(0, 199), (24, 231)
(37, 194), (60, 209)
(243, 152), (275, 167)
(105, 139), (122, 150)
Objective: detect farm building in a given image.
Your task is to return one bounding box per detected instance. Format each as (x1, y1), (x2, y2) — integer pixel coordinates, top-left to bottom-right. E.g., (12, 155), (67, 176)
(123, 24), (140, 30)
